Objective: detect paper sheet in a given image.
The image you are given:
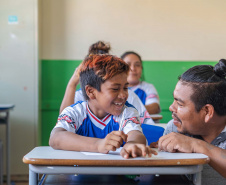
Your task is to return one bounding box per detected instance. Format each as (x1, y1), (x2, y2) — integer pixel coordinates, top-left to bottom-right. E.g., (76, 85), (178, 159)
(81, 147), (122, 156)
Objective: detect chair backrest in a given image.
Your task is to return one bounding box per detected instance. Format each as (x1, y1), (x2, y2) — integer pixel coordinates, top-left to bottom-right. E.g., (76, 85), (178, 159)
(141, 124), (165, 145)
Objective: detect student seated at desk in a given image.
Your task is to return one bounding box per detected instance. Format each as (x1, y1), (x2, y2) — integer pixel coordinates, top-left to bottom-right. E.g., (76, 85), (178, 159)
(49, 54), (157, 159)
(150, 59), (226, 182)
(60, 41), (154, 125)
(60, 41), (111, 113)
(121, 51), (160, 115)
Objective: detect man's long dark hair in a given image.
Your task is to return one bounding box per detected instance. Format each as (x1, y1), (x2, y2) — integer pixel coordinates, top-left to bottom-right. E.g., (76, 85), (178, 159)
(179, 59), (226, 116)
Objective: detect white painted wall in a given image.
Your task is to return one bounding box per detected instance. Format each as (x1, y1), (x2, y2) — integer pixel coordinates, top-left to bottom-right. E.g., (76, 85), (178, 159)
(41, 0), (226, 61)
(0, 0), (38, 174)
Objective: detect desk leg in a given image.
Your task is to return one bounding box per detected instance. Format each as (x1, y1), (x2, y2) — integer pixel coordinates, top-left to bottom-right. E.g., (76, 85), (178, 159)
(0, 140), (3, 185)
(193, 171), (201, 185)
(29, 165), (38, 185)
(6, 111), (10, 185)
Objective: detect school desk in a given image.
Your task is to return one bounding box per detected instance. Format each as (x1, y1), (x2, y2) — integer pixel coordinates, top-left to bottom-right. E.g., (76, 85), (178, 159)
(23, 146), (209, 185)
(0, 104), (15, 185)
(0, 140), (3, 185)
(149, 114), (163, 121)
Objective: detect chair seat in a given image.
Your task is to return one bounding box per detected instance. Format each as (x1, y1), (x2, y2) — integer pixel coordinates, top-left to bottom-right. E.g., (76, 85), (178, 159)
(141, 124), (165, 145)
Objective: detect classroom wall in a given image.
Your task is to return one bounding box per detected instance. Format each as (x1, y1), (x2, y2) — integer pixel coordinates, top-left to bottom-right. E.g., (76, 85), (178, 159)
(41, 0), (226, 60)
(0, 0), (38, 174)
(40, 0), (226, 145)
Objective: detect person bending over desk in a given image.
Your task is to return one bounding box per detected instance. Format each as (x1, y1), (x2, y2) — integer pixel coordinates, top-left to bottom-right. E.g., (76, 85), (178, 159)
(150, 59), (226, 180)
(49, 54), (157, 158)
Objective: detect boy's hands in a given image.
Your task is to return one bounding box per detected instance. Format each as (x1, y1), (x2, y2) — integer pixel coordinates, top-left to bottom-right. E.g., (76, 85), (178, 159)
(96, 130), (158, 158)
(97, 131), (127, 154)
(121, 142), (158, 159)
(149, 141), (158, 148)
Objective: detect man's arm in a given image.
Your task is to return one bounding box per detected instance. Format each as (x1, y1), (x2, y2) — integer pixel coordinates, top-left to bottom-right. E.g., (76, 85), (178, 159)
(158, 132), (226, 177)
(195, 140), (226, 178)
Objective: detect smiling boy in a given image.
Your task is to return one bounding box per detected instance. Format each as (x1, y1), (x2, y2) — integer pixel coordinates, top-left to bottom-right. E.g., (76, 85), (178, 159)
(49, 54), (156, 158)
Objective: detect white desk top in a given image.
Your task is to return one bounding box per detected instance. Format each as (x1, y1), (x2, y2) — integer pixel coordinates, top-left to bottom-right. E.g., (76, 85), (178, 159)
(149, 114), (163, 120)
(0, 104), (14, 110)
(23, 146), (209, 166)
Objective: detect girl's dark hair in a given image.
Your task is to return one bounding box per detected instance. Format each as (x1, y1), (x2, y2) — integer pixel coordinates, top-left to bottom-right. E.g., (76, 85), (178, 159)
(88, 41), (111, 56)
(120, 51), (145, 81)
(179, 59), (226, 116)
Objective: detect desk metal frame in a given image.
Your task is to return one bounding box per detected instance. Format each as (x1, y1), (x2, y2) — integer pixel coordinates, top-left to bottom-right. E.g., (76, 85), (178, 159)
(0, 104), (14, 185)
(29, 164), (203, 185)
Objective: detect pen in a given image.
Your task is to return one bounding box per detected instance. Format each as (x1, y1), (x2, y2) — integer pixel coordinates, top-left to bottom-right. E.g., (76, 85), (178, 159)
(119, 108), (126, 131)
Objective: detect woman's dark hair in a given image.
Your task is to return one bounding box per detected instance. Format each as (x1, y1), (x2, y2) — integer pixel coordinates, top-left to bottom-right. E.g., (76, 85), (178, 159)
(121, 51), (145, 81)
(88, 41), (111, 56)
(179, 59), (226, 116)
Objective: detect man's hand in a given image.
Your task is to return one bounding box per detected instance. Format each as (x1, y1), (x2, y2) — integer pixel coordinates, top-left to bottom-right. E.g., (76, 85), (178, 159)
(158, 132), (196, 153)
(96, 131), (127, 154)
(121, 142), (158, 159)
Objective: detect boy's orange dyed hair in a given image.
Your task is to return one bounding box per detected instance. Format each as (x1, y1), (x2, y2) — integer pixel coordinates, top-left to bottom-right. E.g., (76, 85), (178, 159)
(79, 54), (130, 100)
(80, 54), (130, 80)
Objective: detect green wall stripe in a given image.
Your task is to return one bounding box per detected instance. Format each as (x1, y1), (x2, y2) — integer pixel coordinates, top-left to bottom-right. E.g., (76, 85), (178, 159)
(41, 60), (217, 146)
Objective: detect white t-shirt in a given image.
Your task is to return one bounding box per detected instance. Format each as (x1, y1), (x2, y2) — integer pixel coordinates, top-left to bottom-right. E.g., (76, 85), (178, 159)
(130, 81), (160, 106)
(74, 89), (155, 125)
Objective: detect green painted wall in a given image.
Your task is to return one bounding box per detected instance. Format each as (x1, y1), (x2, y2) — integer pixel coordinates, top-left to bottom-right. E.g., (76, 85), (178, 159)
(41, 60), (217, 146)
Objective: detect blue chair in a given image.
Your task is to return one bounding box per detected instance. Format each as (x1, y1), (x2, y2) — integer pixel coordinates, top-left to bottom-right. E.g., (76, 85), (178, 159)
(141, 124), (165, 145)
